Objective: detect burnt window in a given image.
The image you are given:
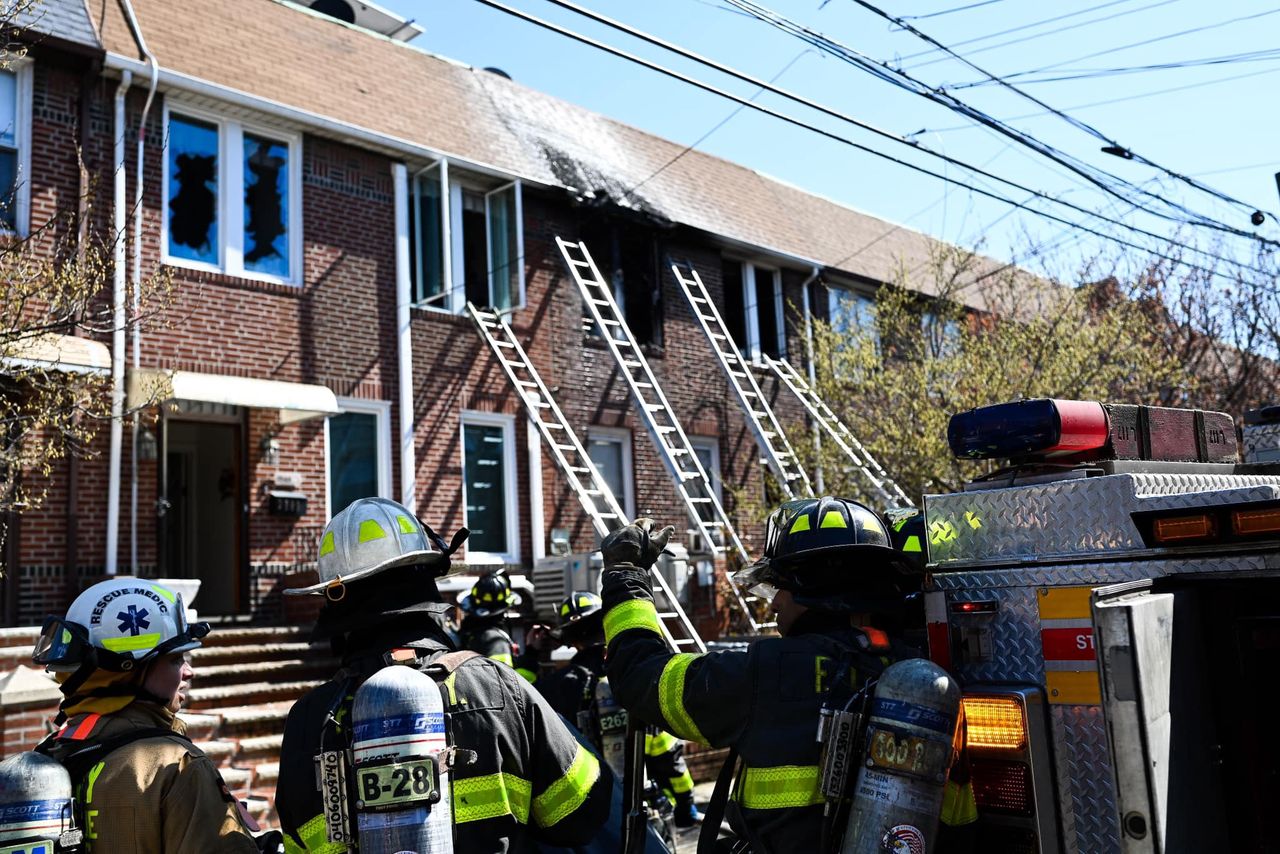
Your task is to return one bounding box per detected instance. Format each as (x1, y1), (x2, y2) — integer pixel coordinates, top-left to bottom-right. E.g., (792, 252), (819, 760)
(243, 134), (290, 278)
(577, 222), (662, 346)
(727, 261), (785, 361)
(167, 115), (219, 266)
(721, 259), (746, 355)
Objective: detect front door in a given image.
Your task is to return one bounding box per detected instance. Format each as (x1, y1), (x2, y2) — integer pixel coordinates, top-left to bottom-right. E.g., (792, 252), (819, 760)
(163, 420), (242, 614)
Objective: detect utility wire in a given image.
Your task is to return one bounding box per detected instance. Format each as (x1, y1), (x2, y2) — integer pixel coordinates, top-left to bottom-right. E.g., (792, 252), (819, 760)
(900, 0), (1006, 21)
(1000, 48), (1280, 85)
(729, 0), (1275, 236)
(467, 0), (1268, 281)
(534, 0), (1261, 270)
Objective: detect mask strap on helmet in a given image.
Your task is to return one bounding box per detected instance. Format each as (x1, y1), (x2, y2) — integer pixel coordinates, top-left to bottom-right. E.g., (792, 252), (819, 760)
(325, 577), (346, 602)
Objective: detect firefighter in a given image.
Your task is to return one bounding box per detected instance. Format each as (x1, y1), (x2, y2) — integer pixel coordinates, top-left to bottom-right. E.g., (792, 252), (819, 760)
(517, 591), (703, 827)
(31, 577), (260, 853)
(600, 497), (978, 852)
(275, 497), (609, 852)
(458, 568), (521, 666)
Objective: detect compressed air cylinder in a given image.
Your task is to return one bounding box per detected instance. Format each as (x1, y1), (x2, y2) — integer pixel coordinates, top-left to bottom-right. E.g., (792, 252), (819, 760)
(0, 751), (74, 849)
(841, 659), (962, 854)
(595, 677), (629, 779)
(352, 665), (454, 854)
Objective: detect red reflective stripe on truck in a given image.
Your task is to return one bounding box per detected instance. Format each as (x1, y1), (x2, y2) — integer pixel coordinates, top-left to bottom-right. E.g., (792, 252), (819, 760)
(1040, 627), (1096, 661)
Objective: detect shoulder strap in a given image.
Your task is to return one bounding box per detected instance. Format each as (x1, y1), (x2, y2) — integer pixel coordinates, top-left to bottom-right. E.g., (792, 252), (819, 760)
(698, 746), (738, 854)
(58, 727), (196, 787)
(424, 649), (482, 676)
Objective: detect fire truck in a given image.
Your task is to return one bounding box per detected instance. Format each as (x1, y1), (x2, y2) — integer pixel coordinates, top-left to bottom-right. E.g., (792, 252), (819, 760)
(922, 398), (1280, 854)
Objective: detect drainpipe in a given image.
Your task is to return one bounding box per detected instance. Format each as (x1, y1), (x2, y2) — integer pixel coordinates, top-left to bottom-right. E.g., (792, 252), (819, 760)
(801, 266), (823, 493)
(106, 70), (132, 575)
(392, 163), (417, 512)
(122, 0), (159, 574)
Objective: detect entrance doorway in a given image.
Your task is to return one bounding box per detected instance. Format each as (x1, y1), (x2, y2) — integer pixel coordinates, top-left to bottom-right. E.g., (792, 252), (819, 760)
(163, 420), (242, 614)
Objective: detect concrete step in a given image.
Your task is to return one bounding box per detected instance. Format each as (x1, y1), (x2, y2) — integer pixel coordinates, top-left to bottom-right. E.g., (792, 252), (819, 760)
(199, 625), (311, 648)
(187, 680), (320, 712)
(196, 657), (336, 687)
(199, 739), (238, 765)
(236, 733), (283, 759)
(210, 701), (295, 739)
(189, 642), (318, 665)
(254, 761), (280, 788)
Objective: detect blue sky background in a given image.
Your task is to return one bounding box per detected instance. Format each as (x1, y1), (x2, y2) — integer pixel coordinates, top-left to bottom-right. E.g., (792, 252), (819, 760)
(382, 0), (1279, 281)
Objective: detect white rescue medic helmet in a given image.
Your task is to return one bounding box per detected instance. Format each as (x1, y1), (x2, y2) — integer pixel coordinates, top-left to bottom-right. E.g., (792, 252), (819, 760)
(284, 497), (459, 601)
(32, 577), (209, 674)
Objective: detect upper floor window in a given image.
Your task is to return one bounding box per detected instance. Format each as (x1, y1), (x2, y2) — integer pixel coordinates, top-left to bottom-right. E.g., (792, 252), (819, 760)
(0, 62), (33, 235)
(721, 260), (785, 362)
(407, 159), (523, 313)
(579, 222), (661, 346)
(828, 286), (877, 346)
(164, 106), (302, 284)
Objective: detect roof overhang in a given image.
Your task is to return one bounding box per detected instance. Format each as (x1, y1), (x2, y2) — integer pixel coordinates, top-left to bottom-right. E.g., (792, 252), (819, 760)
(128, 369), (340, 424)
(3, 334), (112, 375)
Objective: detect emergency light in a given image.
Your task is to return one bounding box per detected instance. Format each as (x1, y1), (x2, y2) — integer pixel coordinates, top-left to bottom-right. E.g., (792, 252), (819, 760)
(948, 399), (1108, 460)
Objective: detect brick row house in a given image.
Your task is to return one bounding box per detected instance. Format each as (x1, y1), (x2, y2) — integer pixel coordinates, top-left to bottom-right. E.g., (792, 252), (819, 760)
(5, 0), (953, 630)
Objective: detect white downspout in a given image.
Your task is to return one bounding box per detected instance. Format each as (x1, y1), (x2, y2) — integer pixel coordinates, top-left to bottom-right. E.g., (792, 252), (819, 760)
(392, 163), (417, 512)
(123, 0), (159, 574)
(801, 266), (823, 493)
(106, 71), (132, 575)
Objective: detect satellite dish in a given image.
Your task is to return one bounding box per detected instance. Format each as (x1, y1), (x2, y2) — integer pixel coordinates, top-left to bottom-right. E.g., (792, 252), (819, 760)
(310, 0), (356, 25)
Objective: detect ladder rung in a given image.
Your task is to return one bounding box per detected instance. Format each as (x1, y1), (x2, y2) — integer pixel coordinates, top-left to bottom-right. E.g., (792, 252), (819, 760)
(590, 298), (611, 307)
(672, 638), (699, 646)
(687, 497), (712, 504)
(493, 340), (515, 348)
(689, 295), (708, 304)
(516, 380), (539, 388)
(601, 318), (621, 326)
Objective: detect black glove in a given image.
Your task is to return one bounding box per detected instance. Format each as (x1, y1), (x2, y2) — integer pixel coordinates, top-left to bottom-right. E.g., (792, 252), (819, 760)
(601, 518), (676, 571)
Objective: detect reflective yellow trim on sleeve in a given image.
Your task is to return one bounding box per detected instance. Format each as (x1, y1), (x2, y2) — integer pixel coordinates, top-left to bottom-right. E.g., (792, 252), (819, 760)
(604, 599), (662, 644)
(941, 778), (979, 826)
(645, 730), (678, 756)
(532, 743), (601, 828)
(658, 654), (708, 746)
(489, 652), (514, 667)
(288, 814), (348, 853)
(453, 772), (533, 824)
(670, 770), (695, 794)
(516, 666), (538, 683)
(736, 765), (824, 810)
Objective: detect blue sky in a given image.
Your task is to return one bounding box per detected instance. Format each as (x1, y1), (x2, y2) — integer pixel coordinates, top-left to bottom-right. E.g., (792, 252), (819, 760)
(381, 0), (1279, 280)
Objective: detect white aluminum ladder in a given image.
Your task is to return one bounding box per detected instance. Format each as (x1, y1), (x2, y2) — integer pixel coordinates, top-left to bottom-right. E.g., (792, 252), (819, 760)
(466, 302), (706, 652)
(763, 354), (914, 508)
(671, 261), (813, 501)
(554, 237), (768, 634)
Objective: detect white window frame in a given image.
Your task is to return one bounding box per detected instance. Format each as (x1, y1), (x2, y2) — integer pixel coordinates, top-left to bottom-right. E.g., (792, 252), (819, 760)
(460, 411), (521, 565)
(0, 60), (33, 238)
(689, 435), (723, 504)
(587, 427), (635, 520)
(407, 158), (524, 315)
(161, 100), (303, 285)
(742, 262), (785, 363)
(323, 397), (393, 522)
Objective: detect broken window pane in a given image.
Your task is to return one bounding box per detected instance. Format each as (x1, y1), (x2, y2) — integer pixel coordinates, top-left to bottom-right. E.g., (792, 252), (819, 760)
(409, 168), (446, 305)
(487, 184), (519, 311)
(167, 115), (219, 266)
(243, 133), (290, 278)
(754, 266), (784, 359)
(461, 190), (488, 307)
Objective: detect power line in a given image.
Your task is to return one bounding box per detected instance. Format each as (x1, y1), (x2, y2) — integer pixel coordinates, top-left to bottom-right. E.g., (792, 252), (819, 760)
(995, 48), (1280, 85)
(903, 0), (1181, 70)
(900, 0), (1006, 21)
(467, 0), (1270, 282)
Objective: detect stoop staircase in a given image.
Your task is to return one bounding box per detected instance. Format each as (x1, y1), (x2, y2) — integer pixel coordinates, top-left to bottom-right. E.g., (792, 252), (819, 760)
(0, 624), (333, 830)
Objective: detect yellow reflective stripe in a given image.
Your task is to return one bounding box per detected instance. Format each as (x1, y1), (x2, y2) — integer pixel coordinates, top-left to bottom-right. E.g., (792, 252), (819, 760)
(396, 514), (416, 534)
(645, 730), (678, 756)
(736, 765), (824, 809)
(453, 772), (532, 824)
(941, 779), (978, 826)
(788, 513), (811, 534)
(84, 762), (105, 804)
(532, 743), (600, 828)
(658, 654), (707, 745)
(290, 814), (348, 853)
(516, 666), (538, 683)
(903, 535), (922, 552)
(489, 652), (514, 667)
(100, 632), (161, 653)
(670, 770), (695, 794)
(820, 511), (847, 529)
(318, 531), (335, 557)
(603, 599), (662, 644)
(359, 519), (386, 542)
(152, 585), (176, 604)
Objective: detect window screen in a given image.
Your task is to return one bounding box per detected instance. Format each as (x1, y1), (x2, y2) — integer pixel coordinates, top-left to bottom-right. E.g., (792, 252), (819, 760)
(464, 422), (509, 555)
(167, 115), (220, 265)
(328, 412), (378, 515)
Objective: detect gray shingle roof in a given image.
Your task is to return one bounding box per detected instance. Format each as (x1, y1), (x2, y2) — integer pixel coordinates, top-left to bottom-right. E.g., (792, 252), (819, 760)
(16, 0), (99, 51)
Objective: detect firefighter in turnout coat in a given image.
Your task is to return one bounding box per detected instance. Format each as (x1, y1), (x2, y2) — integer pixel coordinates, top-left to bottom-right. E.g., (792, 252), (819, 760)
(275, 498), (609, 853)
(600, 497), (978, 853)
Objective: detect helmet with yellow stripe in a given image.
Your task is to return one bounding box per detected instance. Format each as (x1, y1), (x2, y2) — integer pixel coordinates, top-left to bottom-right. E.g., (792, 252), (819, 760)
(734, 496), (915, 613)
(557, 591), (603, 644)
(459, 569), (522, 618)
(285, 497), (454, 600)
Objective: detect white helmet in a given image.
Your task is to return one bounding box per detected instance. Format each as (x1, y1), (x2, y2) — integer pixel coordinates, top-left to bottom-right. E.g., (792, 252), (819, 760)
(284, 497), (461, 599)
(33, 577), (209, 674)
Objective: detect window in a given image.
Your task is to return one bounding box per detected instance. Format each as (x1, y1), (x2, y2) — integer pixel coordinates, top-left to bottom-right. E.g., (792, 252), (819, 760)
(0, 63), (32, 235)
(580, 222), (661, 346)
(587, 430), (634, 520)
(325, 399), (391, 520)
(407, 159), (523, 313)
(725, 261), (785, 361)
(922, 310), (964, 358)
(163, 105), (301, 283)
(828, 286), (877, 347)
(689, 436), (723, 525)
(461, 412), (519, 564)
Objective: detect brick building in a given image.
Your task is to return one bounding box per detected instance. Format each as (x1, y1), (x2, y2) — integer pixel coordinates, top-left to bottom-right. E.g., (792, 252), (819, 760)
(4, 0), (956, 628)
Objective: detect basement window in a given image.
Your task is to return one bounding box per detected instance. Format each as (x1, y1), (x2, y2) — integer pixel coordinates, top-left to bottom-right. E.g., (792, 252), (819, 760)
(407, 159), (524, 313)
(0, 62), (32, 235)
(163, 105), (301, 284)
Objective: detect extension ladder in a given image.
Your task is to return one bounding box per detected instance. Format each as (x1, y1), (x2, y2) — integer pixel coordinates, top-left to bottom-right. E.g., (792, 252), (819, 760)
(671, 261), (813, 500)
(466, 302), (705, 652)
(763, 354), (913, 507)
(554, 237), (768, 634)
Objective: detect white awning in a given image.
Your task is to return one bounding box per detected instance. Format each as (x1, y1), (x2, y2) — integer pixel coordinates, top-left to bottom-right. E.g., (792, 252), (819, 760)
(128, 369), (340, 424)
(3, 334), (111, 374)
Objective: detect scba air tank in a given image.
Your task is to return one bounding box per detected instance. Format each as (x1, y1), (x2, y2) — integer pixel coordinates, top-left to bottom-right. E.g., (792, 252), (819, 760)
(0, 752), (78, 853)
(594, 677), (628, 779)
(842, 659), (961, 854)
(351, 665), (454, 854)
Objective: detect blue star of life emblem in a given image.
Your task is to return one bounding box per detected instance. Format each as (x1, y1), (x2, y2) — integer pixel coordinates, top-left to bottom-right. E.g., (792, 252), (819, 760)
(117, 605), (150, 636)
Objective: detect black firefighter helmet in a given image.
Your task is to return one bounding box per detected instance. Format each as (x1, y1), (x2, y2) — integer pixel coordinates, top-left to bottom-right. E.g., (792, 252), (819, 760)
(459, 568), (523, 619)
(557, 591), (604, 644)
(734, 496), (917, 614)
